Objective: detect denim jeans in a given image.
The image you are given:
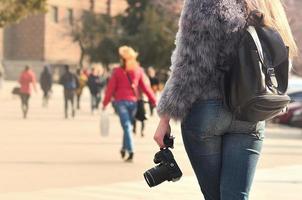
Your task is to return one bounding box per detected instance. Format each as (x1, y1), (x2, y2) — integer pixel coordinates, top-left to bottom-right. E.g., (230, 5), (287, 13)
(181, 100), (265, 200)
(115, 100), (137, 153)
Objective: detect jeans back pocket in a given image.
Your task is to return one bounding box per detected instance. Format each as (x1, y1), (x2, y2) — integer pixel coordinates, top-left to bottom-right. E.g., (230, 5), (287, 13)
(182, 100), (224, 139)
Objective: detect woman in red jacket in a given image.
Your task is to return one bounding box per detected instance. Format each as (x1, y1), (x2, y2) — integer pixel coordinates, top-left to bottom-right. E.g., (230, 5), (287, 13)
(19, 65), (37, 119)
(103, 46), (156, 162)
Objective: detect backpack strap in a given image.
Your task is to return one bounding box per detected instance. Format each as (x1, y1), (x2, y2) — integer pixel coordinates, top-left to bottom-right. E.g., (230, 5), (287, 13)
(247, 26), (280, 93)
(247, 26), (264, 62)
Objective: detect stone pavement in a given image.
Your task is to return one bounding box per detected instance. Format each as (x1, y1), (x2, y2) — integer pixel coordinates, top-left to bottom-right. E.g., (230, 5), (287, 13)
(0, 166), (301, 200)
(0, 81), (302, 200)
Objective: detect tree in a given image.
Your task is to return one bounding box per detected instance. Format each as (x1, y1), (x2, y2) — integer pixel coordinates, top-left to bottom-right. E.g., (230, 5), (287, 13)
(151, 0), (183, 16)
(107, 0), (112, 16)
(89, 0), (95, 12)
(120, 0), (179, 69)
(72, 0), (181, 69)
(121, 0), (148, 35)
(71, 12), (119, 68)
(86, 14), (119, 68)
(134, 7), (177, 69)
(0, 0), (47, 27)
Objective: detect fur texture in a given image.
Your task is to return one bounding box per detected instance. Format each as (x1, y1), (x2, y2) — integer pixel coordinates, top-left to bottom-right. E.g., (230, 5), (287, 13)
(157, 0), (247, 120)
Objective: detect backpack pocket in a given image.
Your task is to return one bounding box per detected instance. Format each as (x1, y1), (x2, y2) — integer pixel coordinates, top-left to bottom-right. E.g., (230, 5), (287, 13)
(236, 94), (291, 122)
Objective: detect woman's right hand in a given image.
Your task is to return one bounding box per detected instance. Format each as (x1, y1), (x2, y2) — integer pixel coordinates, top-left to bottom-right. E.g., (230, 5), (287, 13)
(153, 116), (171, 148)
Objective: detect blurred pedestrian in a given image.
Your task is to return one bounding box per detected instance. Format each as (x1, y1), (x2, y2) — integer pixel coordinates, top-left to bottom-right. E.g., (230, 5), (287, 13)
(153, 0), (298, 199)
(19, 66), (37, 119)
(87, 67), (106, 114)
(40, 65), (53, 107)
(133, 89), (148, 137)
(59, 65), (79, 119)
(0, 64), (4, 90)
(83, 67), (90, 77)
(0, 71), (3, 90)
(75, 68), (88, 110)
(147, 67), (159, 116)
(102, 46), (156, 162)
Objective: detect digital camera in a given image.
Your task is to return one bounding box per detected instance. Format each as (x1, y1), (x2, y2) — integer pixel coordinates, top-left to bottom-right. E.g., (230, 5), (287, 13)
(143, 135), (182, 187)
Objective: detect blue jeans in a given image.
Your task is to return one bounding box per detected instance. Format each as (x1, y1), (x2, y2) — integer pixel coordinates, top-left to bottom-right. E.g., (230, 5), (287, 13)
(181, 100), (265, 200)
(115, 101), (137, 153)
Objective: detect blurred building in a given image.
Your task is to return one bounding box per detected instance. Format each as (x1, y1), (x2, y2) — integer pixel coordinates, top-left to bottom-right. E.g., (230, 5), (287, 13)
(0, 0), (127, 80)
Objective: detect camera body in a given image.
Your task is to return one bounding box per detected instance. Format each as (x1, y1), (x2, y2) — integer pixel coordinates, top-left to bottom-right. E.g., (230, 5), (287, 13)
(144, 135), (183, 187)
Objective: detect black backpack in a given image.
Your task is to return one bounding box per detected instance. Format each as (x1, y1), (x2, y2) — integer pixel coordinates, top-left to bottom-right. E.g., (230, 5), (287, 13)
(222, 13), (291, 122)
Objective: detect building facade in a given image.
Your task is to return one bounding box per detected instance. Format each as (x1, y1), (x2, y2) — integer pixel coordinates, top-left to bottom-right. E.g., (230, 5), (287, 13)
(1, 0), (127, 80)
(1, 0), (301, 79)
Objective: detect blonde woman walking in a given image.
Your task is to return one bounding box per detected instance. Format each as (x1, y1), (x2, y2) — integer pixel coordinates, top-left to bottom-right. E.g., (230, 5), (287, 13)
(153, 0), (297, 199)
(103, 46), (156, 162)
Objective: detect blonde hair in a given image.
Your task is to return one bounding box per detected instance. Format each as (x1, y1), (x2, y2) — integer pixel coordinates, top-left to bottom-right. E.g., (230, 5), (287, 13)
(246, 0), (298, 58)
(119, 46), (140, 70)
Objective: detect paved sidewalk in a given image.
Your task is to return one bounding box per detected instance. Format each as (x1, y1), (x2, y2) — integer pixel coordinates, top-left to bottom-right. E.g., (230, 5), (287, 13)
(0, 166), (301, 200)
(0, 81), (302, 200)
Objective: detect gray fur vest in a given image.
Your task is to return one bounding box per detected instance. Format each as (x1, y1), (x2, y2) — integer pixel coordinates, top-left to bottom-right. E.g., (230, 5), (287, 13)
(157, 0), (247, 120)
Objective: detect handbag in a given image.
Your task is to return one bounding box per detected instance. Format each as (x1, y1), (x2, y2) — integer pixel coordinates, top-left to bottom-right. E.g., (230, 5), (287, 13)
(125, 71), (147, 121)
(12, 87), (21, 95)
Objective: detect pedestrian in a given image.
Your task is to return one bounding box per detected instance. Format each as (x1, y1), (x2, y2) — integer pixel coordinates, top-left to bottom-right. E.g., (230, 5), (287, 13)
(153, 0), (298, 200)
(83, 67), (90, 78)
(59, 65), (79, 119)
(147, 67), (159, 116)
(18, 65), (37, 119)
(40, 65), (53, 107)
(102, 46), (156, 162)
(133, 89), (147, 137)
(0, 70), (3, 90)
(87, 67), (106, 114)
(0, 64), (4, 90)
(75, 68), (88, 110)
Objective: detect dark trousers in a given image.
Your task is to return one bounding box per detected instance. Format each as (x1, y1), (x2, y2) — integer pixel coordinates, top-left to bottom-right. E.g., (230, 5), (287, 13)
(133, 120), (145, 136)
(64, 89), (75, 118)
(91, 93), (101, 112)
(76, 94), (81, 109)
(42, 90), (50, 107)
(149, 101), (154, 116)
(20, 93), (30, 118)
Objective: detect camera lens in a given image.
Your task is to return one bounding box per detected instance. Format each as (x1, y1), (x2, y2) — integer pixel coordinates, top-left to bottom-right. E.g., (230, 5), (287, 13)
(143, 165), (169, 187)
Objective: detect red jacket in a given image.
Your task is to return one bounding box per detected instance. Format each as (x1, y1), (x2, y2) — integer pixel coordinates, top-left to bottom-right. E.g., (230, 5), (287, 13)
(19, 70), (36, 94)
(103, 67), (156, 107)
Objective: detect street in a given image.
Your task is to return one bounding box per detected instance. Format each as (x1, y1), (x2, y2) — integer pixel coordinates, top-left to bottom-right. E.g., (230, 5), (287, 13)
(0, 82), (302, 200)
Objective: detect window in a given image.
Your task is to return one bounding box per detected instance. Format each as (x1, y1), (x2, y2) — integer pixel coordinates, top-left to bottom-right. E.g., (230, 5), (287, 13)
(67, 8), (74, 25)
(50, 6), (59, 23)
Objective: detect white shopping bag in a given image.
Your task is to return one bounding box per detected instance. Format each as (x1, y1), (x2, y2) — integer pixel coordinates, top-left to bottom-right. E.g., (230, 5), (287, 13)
(100, 111), (110, 137)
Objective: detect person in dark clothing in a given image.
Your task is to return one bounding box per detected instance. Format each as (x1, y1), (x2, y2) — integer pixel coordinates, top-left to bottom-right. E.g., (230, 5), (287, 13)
(147, 67), (159, 116)
(40, 65), (53, 107)
(133, 89), (148, 137)
(87, 67), (107, 114)
(59, 65), (79, 119)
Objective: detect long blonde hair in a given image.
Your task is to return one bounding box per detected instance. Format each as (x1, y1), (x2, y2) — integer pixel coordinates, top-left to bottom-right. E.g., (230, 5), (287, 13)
(246, 0), (298, 58)
(119, 46), (140, 71)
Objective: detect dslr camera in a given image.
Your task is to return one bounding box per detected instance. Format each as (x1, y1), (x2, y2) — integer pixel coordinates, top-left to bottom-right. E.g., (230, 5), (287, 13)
(143, 135), (182, 187)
